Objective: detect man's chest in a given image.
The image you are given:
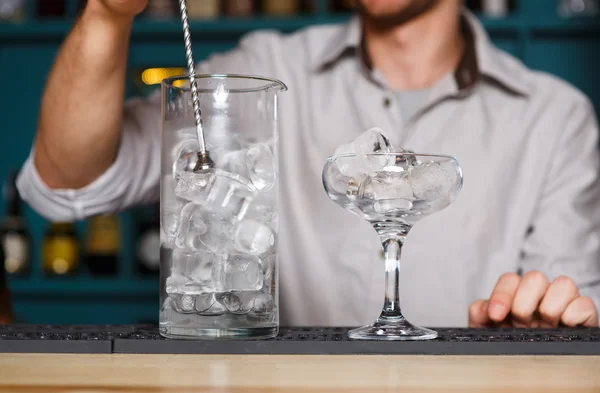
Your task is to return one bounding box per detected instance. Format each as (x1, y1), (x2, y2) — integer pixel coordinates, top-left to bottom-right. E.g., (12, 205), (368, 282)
(284, 78), (547, 209)
(278, 78), (553, 281)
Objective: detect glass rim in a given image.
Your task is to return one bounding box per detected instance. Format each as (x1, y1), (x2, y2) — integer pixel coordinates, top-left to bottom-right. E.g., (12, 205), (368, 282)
(161, 73), (288, 93)
(328, 152), (458, 161)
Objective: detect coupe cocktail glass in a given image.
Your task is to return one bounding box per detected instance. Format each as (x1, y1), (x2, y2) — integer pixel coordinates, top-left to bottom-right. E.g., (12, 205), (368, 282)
(322, 152), (463, 340)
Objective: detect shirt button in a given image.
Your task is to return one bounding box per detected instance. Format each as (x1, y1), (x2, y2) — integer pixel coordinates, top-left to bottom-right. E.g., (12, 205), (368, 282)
(383, 97), (391, 107)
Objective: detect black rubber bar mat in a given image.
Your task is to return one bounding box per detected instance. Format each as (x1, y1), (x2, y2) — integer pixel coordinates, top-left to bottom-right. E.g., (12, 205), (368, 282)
(113, 326), (600, 355)
(0, 324), (136, 354)
(2, 325), (600, 355)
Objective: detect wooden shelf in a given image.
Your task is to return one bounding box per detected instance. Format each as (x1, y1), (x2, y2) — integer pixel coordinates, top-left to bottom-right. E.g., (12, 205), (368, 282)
(475, 15), (524, 32)
(2, 14), (597, 40)
(131, 15), (347, 35)
(530, 17), (600, 34)
(0, 15), (350, 40)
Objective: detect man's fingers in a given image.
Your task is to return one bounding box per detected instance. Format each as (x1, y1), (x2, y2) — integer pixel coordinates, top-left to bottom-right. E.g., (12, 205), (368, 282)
(561, 296), (599, 327)
(538, 276), (580, 327)
(488, 273), (521, 322)
(511, 271), (549, 326)
(470, 272), (594, 329)
(469, 299), (490, 327)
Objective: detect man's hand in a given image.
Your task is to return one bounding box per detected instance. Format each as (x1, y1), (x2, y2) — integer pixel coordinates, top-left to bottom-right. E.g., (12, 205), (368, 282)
(469, 271), (598, 328)
(91, 0), (148, 18)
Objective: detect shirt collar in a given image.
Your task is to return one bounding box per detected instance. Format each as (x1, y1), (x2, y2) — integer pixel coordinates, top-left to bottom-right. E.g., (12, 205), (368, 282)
(462, 10), (529, 96)
(312, 9), (530, 97)
(312, 15), (362, 71)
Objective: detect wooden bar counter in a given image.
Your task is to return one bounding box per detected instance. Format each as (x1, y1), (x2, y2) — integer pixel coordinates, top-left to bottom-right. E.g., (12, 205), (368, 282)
(1, 353), (600, 392)
(1, 325), (600, 392)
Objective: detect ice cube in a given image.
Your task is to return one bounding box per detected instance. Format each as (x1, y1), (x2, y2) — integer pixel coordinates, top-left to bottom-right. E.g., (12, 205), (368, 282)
(215, 291), (266, 315)
(270, 211), (279, 233)
(373, 198), (413, 213)
(161, 205), (182, 246)
(216, 292), (255, 315)
(216, 292), (241, 313)
(214, 253), (263, 291)
(171, 248), (217, 293)
(242, 190), (278, 227)
(360, 171), (413, 208)
(175, 203), (208, 250)
(354, 127), (395, 164)
(322, 161), (366, 217)
(195, 293), (226, 315)
(259, 251), (276, 293)
(245, 143), (276, 191)
(232, 220), (275, 255)
(206, 170), (256, 220)
(174, 170), (217, 204)
(355, 127), (390, 150)
(335, 127), (395, 176)
(165, 273), (186, 294)
(251, 293), (275, 317)
(213, 144), (274, 195)
(409, 161), (458, 200)
(175, 203), (233, 253)
(161, 297), (198, 325)
(170, 293), (196, 314)
(360, 170), (412, 197)
(221, 290), (272, 315)
(173, 139), (200, 177)
(160, 175), (181, 245)
(215, 149), (247, 177)
(198, 212), (237, 253)
(395, 148), (418, 168)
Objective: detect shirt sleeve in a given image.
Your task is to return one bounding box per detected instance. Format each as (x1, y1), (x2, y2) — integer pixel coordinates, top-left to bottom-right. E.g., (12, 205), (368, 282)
(16, 30), (282, 222)
(17, 91), (162, 222)
(519, 97), (600, 317)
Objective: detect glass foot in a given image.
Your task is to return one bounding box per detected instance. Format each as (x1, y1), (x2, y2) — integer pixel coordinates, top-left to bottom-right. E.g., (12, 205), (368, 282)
(348, 317), (438, 341)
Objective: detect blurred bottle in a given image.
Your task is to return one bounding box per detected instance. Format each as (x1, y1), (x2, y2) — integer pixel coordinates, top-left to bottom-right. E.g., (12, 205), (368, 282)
(262, 0), (298, 16)
(558, 0), (598, 17)
(86, 215), (120, 276)
(482, 0), (508, 17)
(136, 206), (160, 276)
(302, 0), (315, 13)
(187, 0), (220, 19)
(330, 0), (355, 12)
(37, 0), (66, 18)
(0, 171), (30, 277)
(0, 0), (26, 22)
(0, 245), (13, 324)
(224, 0), (254, 17)
(42, 222), (79, 276)
(144, 0), (176, 19)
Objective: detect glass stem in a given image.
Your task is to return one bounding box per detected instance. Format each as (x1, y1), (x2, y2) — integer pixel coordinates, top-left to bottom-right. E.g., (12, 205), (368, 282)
(379, 236), (406, 321)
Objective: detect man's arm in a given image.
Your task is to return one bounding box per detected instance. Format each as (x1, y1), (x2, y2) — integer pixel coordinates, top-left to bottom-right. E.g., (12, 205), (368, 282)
(18, 15), (282, 221)
(519, 98), (600, 310)
(34, 0), (147, 190)
(17, 0), (162, 221)
(470, 95), (600, 328)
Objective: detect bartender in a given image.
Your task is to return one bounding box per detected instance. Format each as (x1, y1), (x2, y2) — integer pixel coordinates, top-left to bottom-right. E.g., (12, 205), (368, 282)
(16, 0), (600, 328)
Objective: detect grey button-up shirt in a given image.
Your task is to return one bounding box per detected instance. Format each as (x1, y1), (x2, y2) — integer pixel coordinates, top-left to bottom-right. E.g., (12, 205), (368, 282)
(17, 11), (600, 327)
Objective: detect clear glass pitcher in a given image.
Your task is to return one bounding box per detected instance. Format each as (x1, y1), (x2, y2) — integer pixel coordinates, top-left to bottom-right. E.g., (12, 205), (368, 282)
(159, 74), (287, 339)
